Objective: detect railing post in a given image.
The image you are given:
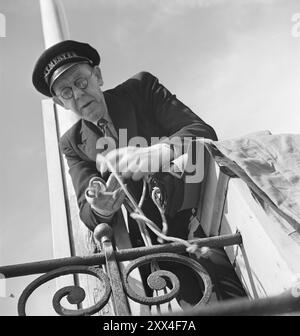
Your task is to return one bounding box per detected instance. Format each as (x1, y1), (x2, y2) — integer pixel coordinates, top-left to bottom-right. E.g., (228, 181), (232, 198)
(94, 224), (131, 316)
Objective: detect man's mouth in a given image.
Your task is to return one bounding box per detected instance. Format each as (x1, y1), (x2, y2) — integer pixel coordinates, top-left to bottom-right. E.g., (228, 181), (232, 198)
(81, 101), (94, 110)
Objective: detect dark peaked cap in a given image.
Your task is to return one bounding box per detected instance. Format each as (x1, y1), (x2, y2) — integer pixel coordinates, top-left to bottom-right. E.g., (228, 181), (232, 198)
(32, 40), (100, 97)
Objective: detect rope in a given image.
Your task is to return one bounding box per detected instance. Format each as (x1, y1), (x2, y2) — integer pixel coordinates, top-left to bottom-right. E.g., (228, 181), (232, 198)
(99, 155), (207, 257)
(150, 187), (168, 244)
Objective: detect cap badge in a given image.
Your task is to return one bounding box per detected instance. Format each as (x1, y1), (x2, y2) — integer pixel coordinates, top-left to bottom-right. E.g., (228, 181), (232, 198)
(43, 51), (78, 79)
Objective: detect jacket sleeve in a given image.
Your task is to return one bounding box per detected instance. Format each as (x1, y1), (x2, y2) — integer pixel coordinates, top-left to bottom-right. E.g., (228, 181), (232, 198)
(128, 72), (218, 217)
(59, 133), (114, 232)
(130, 71), (218, 142)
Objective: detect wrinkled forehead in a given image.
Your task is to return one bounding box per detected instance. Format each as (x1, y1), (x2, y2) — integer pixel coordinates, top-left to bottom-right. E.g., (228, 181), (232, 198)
(52, 63), (92, 90)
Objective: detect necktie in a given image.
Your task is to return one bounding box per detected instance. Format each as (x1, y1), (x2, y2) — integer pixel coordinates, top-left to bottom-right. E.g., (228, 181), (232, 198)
(97, 118), (118, 142)
(96, 117), (118, 179)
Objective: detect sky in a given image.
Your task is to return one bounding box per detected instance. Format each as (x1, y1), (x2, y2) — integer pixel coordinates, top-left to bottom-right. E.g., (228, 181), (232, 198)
(0, 0), (300, 316)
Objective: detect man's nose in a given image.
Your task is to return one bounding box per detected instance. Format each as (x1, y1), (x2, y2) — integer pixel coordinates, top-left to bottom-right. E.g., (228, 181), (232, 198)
(73, 86), (85, 100)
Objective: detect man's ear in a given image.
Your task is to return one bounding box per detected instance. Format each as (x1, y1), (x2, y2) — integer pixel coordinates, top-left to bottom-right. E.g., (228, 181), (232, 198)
(53, 96), (65, 108)
(94, 66), (104, 87)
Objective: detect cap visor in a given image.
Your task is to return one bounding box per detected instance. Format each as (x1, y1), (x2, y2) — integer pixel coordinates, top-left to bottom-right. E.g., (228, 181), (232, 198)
(49, 60), (90, 95)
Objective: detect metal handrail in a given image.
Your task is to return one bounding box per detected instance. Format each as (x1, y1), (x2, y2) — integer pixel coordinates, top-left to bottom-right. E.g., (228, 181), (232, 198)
(0, 233), (242, 279)
(1, 226), (300, 316)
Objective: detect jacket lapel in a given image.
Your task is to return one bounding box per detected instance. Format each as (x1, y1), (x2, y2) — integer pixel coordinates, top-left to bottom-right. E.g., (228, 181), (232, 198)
(78, 120), (102, 161)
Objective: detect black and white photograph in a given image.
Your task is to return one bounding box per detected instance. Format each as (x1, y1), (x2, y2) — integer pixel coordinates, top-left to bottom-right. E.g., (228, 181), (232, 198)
(0, 0), (299, 319)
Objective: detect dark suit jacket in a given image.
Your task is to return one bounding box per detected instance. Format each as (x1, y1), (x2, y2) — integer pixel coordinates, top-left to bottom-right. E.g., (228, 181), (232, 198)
(59, 71), (217, 235)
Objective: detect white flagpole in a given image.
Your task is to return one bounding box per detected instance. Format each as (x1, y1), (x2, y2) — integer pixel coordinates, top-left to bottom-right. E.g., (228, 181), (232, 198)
(39, 0), (74, 261)
(38, 0), (111, 314)
(39, 0), (69, 47)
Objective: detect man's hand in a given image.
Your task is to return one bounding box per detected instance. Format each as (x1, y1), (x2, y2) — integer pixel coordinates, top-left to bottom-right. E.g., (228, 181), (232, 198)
(85, 175), (126, 218)
(97, 143), (174, 181)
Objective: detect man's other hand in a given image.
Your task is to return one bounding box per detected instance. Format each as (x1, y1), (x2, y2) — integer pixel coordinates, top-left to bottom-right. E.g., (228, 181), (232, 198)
(97, 144), (174, 181)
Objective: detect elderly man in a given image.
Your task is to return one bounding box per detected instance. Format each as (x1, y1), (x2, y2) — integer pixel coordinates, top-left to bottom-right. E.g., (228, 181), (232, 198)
(32, 40), (246, 308)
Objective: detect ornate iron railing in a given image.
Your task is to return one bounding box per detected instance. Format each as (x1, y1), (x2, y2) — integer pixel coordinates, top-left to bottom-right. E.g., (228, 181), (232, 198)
(1, 223), (300, 316)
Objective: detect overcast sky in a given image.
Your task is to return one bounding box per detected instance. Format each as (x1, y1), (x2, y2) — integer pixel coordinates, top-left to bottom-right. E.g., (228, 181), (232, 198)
(0, 0), (300, 315)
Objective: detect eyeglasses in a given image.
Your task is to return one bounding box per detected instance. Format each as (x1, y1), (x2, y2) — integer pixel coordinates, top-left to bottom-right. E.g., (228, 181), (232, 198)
(56, 70), (93, 100)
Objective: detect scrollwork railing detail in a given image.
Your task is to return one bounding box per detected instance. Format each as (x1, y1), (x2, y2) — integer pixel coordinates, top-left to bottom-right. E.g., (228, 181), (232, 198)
(18, 265), (111, 316)
(123, 253), (212, 307)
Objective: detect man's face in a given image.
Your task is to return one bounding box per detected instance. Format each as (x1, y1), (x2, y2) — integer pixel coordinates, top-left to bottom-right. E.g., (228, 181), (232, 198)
(52, 63), (107, 123)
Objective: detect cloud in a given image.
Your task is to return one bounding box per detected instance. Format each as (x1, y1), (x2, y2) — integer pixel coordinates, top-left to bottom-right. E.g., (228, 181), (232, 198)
(140, 0), (280, 35)
(154, 0), (224, 15)
(150, 0), (279, 16)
